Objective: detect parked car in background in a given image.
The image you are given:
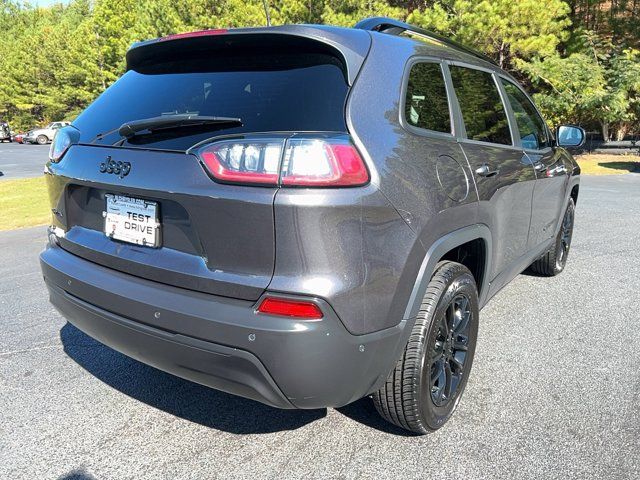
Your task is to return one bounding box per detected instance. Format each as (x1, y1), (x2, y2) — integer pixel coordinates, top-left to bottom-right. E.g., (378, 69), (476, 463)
(0, 122), (12, 142)
(13, 133), (25, 144)
(24, 121), (70, 145)
(40, 18), (582, 434)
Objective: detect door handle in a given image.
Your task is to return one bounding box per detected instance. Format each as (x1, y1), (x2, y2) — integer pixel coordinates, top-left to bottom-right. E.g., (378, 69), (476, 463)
(475, 163), (499, 177)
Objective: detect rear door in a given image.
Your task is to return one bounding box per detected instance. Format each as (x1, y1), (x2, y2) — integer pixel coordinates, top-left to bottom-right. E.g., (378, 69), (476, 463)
(498, 77), (567, 248)
(448, 63), (537, 281)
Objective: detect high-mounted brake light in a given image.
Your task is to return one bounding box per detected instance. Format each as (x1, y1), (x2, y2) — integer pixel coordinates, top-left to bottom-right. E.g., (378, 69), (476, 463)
(197, 135), (369, 187)
(257, 297), (323, 319)
(159, 29), (228, 42)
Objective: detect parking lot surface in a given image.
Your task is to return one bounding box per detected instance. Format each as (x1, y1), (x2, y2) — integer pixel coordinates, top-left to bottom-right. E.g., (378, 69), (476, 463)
(0, 143), (49, 180)
(1, 175), (639, 479)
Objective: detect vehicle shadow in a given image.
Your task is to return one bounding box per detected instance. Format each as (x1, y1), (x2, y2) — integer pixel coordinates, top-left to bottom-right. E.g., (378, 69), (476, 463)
(58, 469), (96, 480)
(597, 160), (640, 172)
(336, 399), (418, 436)
(59, 322), (327, 434)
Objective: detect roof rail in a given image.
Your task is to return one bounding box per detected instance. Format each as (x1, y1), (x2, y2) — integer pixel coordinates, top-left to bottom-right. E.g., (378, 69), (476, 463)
(354, 17), (497, 66)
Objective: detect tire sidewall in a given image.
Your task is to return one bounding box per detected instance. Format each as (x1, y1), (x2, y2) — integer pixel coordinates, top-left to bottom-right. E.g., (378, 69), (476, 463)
(37, 135), (48, 145)
(554, 198), (575, 273)
(419, 269), (479, 430)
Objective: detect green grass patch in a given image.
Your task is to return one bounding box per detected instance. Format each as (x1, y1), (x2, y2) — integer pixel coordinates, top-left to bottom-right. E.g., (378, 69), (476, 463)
(0, 176), (50, 231)
(576, 153), (640, 175)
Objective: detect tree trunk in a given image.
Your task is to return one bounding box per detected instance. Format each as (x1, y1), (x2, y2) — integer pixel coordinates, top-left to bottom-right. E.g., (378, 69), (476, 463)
(498, 42), (506, 69)
(601, 121), (610, 142)
(615, 122), (630, 141)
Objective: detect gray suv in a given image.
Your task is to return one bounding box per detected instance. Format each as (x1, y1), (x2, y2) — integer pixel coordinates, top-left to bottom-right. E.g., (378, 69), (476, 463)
(40, 18), (582, 434)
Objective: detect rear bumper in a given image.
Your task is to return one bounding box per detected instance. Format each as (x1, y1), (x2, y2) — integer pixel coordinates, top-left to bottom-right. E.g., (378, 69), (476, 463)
(41, 242), (408, 409)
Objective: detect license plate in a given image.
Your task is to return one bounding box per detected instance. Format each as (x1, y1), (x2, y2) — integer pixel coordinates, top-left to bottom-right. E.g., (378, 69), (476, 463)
(104, 194), (160, 247)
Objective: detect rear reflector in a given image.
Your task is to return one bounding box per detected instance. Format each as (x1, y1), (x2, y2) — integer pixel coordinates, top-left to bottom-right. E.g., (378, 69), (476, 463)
(257, 297), (323, 319)
(197, 135), (369, 187)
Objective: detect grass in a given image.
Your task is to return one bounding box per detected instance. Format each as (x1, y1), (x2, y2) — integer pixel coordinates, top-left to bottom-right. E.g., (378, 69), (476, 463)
(576, 153), (640, 175)
(0, 176), (50, 231)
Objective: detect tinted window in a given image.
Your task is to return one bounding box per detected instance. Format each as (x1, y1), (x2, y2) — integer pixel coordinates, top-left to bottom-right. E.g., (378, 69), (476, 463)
(404, 62), (451, 133)
(501, 79), (550, 150)
(74, 53), (349, 151)
(450, 66), (511, 145)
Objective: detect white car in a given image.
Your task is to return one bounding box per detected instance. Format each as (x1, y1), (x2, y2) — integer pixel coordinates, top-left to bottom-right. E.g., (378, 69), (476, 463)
(24, 121), (71, 145)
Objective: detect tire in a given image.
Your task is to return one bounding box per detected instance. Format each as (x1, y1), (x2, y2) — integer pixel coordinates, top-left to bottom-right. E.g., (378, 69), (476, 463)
(529, 198), (575, 276)
(36, 135), (48, 145)
(372, 261), (479, 434)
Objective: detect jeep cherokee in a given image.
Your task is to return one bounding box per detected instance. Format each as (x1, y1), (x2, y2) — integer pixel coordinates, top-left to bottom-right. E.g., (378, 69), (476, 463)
(40, 18), (582, 434)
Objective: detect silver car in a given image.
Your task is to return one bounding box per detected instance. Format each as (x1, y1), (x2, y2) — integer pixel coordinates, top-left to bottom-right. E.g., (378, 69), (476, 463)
(24, 121), (70, 145)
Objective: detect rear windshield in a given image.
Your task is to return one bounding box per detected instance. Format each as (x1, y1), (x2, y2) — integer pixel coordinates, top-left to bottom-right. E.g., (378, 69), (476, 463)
(74, 53), (349, 151)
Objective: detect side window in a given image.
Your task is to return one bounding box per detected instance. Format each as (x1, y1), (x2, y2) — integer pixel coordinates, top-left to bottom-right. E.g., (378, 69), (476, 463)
(404, 62), (451, 134)
(449, 66), (512, 145)
(500, 79), (550, 150)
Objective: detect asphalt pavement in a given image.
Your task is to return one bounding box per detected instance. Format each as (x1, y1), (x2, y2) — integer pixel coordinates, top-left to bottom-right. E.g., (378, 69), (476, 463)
(0, 175), (638, 479)
(0, 143), (49, 180)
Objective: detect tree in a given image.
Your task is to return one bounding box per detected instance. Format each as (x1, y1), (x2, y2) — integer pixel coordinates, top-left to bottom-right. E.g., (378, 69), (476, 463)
(0, 0), (638, 136)
(407, 0), (572, 69)
(521, 32), (640, 139)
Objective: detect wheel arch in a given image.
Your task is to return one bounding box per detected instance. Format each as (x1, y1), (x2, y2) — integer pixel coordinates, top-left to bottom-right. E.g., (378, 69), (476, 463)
(403, 224), (492, 321)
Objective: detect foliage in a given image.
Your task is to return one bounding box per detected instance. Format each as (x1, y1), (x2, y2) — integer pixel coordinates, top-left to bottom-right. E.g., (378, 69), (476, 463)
(0, 0), (638, 138)
(519, 34), (640, 139)
(407, 0), (571, 69)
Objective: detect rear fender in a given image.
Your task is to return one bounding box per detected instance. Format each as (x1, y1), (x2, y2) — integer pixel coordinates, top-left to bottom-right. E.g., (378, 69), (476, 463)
(403, 224), (492, 322)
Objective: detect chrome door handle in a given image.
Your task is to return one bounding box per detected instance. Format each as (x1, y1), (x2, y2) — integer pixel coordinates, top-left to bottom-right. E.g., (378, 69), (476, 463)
(475, 163), (499, 177)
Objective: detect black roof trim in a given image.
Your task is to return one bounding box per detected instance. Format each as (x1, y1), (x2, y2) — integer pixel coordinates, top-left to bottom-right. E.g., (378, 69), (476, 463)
(355, 17), (497, 66)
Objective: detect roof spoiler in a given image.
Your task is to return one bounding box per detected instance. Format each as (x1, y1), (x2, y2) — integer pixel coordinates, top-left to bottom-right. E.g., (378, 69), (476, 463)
(355, 17), (497, 66)
(125, 26), (371, 85)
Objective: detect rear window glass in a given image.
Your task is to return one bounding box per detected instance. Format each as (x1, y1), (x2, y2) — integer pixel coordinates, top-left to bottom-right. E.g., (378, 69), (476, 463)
(404, 62), (451, 134)
(74, 53), (349, 151)
(450, 66), (512, 145)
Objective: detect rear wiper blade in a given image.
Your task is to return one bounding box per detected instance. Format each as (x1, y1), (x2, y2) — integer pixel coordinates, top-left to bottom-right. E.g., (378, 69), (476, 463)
(118, 114), (242, 139)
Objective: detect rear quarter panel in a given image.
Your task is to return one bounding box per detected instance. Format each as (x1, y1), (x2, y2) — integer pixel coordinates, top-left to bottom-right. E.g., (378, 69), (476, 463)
(345, 34), (482, 330)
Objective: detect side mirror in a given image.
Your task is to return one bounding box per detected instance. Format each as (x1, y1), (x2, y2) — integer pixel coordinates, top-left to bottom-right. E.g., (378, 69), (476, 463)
(556, 125), (586, 148)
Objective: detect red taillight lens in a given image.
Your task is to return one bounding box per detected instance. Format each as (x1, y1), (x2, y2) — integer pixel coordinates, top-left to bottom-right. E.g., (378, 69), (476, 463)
(197, 135), (369, 187)
(257, 297), (323, 319)
(280, 139), (369, 187)
(199, 138), (284, 185)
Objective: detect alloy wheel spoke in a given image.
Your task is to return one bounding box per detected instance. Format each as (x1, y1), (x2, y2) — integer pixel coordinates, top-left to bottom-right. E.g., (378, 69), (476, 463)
(453, 334), (469, 351)
(446, 303), (456, 331)
(442, 362), (453, 402)
(450, 351), (466, 371)
(431, 358), (445, 384)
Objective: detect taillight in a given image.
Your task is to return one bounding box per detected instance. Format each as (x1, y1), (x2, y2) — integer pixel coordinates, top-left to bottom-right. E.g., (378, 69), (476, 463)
(196, 135), (369, 187)
(49, 125), (79, 163)
(257, 297), (323, 319)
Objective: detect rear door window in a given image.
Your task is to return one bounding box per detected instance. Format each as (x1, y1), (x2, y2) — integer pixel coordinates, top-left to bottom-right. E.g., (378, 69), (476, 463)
(74, 53), (349, 151)
(450, 66), (512, 145)
(404, 62), (451, 134)
(500, 79), (551, 150)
